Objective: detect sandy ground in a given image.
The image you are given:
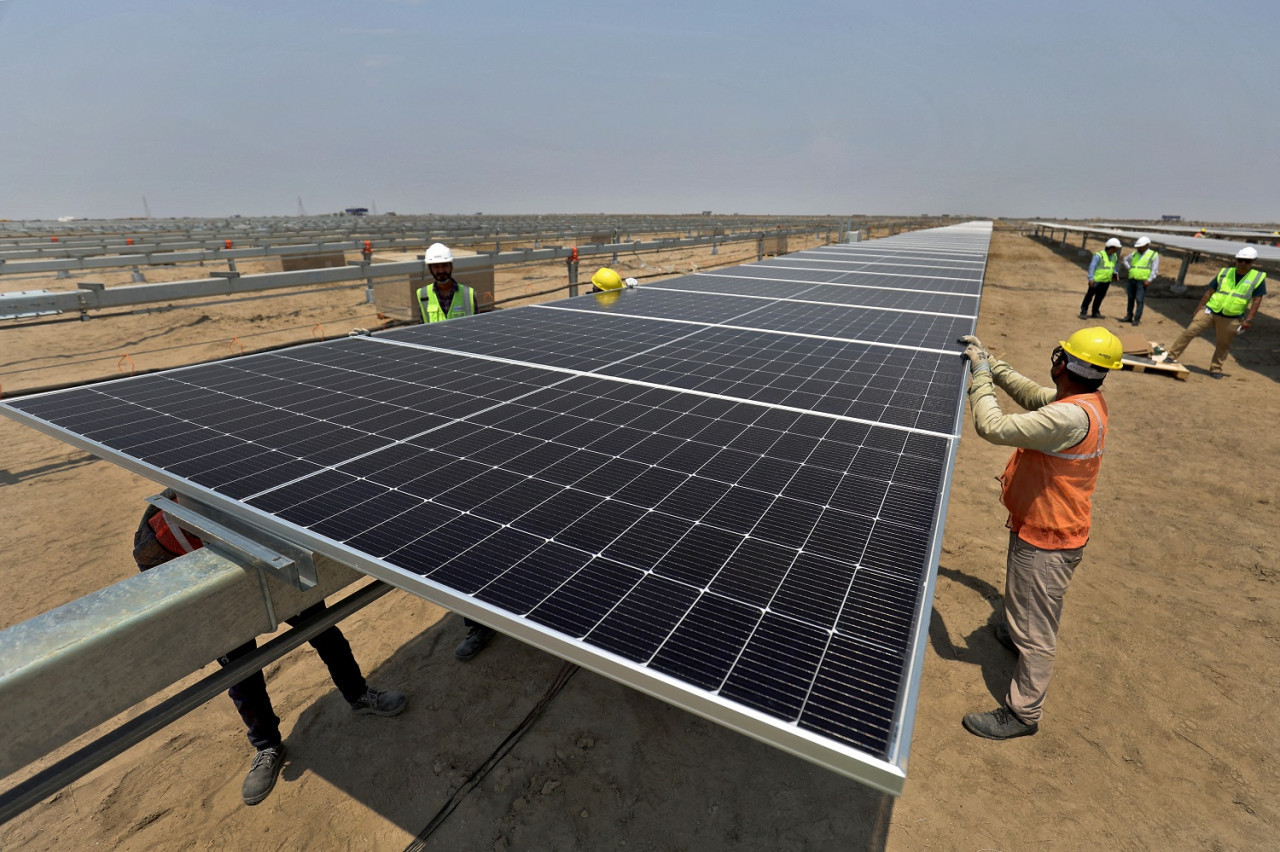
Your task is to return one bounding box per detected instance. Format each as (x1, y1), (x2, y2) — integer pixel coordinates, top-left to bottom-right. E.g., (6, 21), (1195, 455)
(1, 227), (1278, 850)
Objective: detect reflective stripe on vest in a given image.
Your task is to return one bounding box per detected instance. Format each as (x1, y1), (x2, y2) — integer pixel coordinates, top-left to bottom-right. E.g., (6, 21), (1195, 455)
(149, 510), (203, 555)
(1039, 398), (1105, 460)
(998, 392), (1109, 550)
(1128, 249), (1157, 281)
(1092, 251), (1117, 282)
(417, 283), (476, 323)
(1205, 267), (1266, 317)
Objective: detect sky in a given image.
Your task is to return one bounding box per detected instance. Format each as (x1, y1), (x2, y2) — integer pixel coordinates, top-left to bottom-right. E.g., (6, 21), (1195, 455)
(1, 0), (1277, 222)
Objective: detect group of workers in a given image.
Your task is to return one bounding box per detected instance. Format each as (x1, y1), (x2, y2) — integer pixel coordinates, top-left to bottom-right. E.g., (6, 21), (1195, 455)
(1080, 236), (1159, 324)
(133, 232), (1269, 808)
(1083, 235), (1267, 378)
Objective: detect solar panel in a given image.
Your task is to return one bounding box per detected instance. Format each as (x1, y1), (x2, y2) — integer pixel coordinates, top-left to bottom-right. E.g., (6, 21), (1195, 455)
(2, 222), (992, 795)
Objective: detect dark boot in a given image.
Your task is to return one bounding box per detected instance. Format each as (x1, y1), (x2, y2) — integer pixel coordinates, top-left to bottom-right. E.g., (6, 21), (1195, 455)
(241, 744), (286, 806)
(962, 706), (1038, 740)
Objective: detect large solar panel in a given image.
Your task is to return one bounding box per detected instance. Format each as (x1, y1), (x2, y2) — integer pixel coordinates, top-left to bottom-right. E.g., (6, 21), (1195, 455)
(2, 222), (991, 794)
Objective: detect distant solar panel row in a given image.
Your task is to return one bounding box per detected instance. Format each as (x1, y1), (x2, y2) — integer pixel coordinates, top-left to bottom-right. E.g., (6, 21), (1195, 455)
(3, 222), (992, 794)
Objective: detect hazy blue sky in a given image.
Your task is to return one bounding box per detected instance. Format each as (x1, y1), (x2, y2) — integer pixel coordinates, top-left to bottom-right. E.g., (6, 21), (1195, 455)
(1, 0), (1276, 221)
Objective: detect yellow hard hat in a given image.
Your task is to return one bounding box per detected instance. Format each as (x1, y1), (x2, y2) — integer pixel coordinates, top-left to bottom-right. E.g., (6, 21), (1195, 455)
(590, 267), (624, 291)
(1060, 327), (1123, 370)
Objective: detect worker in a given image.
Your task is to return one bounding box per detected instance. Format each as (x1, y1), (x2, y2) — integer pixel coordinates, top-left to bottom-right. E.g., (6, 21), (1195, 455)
(589, 267), (625, 293)
(413, 242), (497, 657)
(587, 267), (637, 306)
(132, 496), (407, 806)
(1121, 237), (1160, 325)
(416, 242), (476, 322)
(1080, 238), (1121, 319)
(957, 327), (1123, 740)
(1162, 246), (1267, 379)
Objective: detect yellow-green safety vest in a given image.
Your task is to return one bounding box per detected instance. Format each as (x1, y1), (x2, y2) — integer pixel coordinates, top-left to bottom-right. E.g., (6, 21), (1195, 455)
(1206, 267), (1266, 317)
(417, 283), (476, 323)
(1128, 249), (1158, 281)
(1092, 250), (1118, 283)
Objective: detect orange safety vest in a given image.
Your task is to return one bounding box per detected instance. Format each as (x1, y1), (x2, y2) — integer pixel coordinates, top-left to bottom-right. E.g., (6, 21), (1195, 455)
(149, 510), (204, 555)
(998, 392), (1108, 550)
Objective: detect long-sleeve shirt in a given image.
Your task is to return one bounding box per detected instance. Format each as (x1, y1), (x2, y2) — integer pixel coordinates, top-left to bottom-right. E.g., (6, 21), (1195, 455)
(1123, 250), (1160, 279)
(967, 361), (1090, 453)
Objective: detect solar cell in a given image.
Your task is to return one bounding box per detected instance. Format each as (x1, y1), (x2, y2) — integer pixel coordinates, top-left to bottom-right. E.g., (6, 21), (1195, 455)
(2, 222), (992, 795)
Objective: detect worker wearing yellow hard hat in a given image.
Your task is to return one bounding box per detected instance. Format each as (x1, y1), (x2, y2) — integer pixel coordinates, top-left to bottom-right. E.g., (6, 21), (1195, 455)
(590, 267), (624, 292)
(588, 267), (638, 306)
(956, 326), (1121, 741)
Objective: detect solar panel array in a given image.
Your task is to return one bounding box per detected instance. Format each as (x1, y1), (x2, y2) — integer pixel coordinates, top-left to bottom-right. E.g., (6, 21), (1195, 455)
(3, 222), (991, 794)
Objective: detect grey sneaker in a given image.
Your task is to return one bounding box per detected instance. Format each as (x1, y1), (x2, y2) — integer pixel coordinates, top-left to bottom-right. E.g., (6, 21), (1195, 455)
(1163, 354), (1178, 365)
(963, 706), (1038, 740)
(455, 625), (497, 661)
(350, 687), (408, 717)
(242, 744), (286, 806)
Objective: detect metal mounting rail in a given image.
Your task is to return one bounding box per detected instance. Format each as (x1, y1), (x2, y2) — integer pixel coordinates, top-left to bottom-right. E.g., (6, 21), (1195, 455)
(0, 577), (390, 826)
(0, 226), (828, 320)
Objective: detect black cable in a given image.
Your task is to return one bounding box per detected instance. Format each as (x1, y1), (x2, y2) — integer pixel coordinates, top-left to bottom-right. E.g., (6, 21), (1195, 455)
(402, 661), (579, 852)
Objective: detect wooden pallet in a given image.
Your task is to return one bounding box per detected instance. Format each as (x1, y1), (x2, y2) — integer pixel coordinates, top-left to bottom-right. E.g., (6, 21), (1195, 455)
(1120, 353), (1190, 380)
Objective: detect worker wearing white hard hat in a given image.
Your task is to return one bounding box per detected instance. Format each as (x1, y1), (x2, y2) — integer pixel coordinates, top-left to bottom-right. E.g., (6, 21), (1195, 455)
(1080, 239), (1122, 319)
(1122, 237), (1160, 326)
(1161, 244), (1268, 378)
(416, 242), (477, 323)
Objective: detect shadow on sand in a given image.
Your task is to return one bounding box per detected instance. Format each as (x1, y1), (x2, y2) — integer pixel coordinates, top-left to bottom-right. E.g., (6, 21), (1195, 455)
(272, 613), (894, 849)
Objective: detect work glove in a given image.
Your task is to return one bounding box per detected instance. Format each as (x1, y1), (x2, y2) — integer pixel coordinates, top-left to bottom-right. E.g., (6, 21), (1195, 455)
(957, 335), (990, 367)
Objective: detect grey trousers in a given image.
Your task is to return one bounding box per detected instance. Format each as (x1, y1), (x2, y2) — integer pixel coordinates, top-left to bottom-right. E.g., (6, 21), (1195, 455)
(1002, 531), (1084, 725)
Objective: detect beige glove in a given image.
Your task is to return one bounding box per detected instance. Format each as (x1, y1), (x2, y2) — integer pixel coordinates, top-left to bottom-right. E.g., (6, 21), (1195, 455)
(958, 335), (991, 369)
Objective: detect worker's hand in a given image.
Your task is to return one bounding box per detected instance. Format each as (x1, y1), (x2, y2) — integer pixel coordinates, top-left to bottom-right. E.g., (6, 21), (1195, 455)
(957, 335), (990, 361)
(962, 343), (991, 367)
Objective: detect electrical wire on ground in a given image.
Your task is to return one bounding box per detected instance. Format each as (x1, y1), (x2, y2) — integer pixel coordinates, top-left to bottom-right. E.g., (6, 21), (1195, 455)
(402, 662), (579, 852)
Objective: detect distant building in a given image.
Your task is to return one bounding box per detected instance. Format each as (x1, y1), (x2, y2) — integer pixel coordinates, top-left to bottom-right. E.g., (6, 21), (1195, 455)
(1161, 214), (1182, 222)
(344, 207), (370, 216)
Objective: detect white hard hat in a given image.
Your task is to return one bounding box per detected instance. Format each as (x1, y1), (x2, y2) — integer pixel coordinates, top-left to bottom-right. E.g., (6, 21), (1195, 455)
(1105, 238), (1121, 248)
(1236, 246), (1259, 261)
(1135, 237), (1151, 248)
(425, 242), (454, 264)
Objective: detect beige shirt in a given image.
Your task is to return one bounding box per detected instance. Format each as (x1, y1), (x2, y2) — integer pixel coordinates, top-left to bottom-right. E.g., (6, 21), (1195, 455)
(967, 360), (1090, 454)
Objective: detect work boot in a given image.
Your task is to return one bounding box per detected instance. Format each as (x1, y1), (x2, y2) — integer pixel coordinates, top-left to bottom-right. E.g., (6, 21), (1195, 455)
(1121, 315), (1133, 323)
(1131, 319), (1141, 326)
(1077, 311), (1088, 320)
(1090, 312), (1104, 319)
(350, 687), (408, 717)
(241, 744), (286, 806)
(455, 625), (497, 661)
(1163, 354), (1178, 365)
(962, 706), (1038, 740)
(993, 622), (1017, 654)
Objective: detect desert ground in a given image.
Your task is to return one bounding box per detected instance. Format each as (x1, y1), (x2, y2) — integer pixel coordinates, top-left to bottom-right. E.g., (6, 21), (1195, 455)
(1, 225), (1277, 850)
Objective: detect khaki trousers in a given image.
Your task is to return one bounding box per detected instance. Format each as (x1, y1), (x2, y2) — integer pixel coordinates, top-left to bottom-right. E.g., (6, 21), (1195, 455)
(1167, 309), (1242, 373)
(1003, 532), (1083, 725)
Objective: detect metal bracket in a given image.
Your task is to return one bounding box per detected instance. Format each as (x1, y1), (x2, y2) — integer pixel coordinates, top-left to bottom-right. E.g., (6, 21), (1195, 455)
(144, 493), (318, 590)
